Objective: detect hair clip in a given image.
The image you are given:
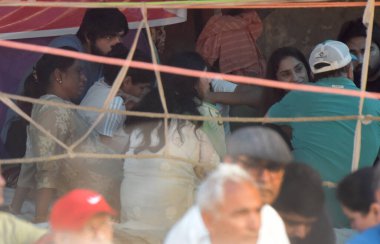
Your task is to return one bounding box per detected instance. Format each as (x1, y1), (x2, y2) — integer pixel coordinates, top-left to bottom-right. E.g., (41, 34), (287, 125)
(32, 66), (38, 82)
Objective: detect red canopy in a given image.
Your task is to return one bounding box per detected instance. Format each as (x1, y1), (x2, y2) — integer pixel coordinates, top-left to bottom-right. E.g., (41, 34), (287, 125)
(0, 1), (186, 39)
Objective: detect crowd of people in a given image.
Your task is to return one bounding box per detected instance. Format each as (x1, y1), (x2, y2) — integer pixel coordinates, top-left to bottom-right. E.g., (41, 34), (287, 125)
(1, 7), (380, 244)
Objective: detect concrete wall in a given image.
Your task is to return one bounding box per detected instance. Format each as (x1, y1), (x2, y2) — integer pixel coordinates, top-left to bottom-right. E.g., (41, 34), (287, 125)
(257, 7), (378, 60)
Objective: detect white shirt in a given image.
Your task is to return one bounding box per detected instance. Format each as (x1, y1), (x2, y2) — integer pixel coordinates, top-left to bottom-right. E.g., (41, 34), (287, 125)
(79, 78), (126, 137)
(164, 206), (210, 244)
(165, 204), (289, 244)
(211, 79), (237, 136)
(258, 205), (290, 244)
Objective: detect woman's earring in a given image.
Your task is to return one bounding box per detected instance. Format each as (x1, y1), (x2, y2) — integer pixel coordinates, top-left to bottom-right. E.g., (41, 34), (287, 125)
(57, 79), (62, 84)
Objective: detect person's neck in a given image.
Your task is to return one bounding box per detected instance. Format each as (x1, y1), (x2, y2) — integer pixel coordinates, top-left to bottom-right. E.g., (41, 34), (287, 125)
(46, 87), (70, 101)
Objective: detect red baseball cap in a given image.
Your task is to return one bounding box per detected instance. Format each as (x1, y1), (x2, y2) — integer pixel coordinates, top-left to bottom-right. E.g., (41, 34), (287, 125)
(50, 189), (116, 231)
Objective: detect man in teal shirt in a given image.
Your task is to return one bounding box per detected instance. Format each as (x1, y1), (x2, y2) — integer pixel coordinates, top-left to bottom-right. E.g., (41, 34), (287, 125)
(268, 40), (380, 227)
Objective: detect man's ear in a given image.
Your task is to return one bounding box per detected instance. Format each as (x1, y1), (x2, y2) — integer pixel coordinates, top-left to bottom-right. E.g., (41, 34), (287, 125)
(84, 32), (91, 44)
(53, 69), (63, 83)
(121, 76), (132, 90)
(201, 210), (215, 232)
(369, 202), (380, 223)
(347, 63), (354, 80)
(124, 76), (133, 85)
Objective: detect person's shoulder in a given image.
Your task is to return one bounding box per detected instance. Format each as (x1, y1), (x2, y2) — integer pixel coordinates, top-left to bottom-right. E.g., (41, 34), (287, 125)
(0, 211), (47, 237)
(36, 95), (73, 118)
(49, 35), (83, 52)
(165, 206), (209, 244)
(80, 80), (109, 105)
(259, 205), (290, 244)
(261, 204), (284, 224)
(346, 225), (380, 244)
(211, 79), (237, 92)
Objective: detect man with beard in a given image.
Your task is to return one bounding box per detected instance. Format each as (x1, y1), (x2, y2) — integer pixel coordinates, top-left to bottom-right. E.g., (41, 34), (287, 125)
(49, 8), (129, 101)
(338, 18), (380, 92)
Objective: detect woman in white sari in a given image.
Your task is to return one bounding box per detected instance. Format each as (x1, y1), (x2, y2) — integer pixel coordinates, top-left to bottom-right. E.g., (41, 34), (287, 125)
(119, 52), (221, 243)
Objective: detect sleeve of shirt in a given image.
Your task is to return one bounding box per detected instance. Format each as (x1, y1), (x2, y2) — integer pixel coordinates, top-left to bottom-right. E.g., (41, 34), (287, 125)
(267, 94), (295, 126)
(1, 211), (47, 244)
(211, 79), (237, 92)
(101, 96), (126, 137)
(49, 35), (83, 52)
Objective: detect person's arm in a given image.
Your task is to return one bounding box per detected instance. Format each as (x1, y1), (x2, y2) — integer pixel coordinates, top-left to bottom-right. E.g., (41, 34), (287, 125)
(2, 212), (47, 243)
(205, 84), (266, 108)
(99, 96), (126, 137)
(32, 105), (71, 222)
(194, 129), (221, 180)
(265, 95), (295, 147)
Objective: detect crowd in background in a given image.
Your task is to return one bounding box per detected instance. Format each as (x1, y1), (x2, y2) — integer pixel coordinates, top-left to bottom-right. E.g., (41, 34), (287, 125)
(1, 7), (380, 244)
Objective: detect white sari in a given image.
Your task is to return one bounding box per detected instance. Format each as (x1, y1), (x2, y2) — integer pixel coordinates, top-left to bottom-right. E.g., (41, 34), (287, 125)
(119, 120), (220, 243)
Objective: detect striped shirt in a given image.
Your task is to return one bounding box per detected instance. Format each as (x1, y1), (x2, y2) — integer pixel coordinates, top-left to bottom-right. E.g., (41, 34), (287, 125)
(79, 78), (126, 137)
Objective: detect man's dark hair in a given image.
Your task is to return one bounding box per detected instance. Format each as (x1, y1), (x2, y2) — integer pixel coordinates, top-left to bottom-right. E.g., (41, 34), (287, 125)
(103, 43), (155, 86)
(337, 167), (375, 215)
(338, 18), (380, 49)
(273, 163), (324, 218)
(313, 64), (351, 81)
(77, 8), (129, 43)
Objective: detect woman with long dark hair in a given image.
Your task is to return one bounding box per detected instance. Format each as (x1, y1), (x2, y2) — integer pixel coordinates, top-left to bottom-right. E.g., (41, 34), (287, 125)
(265, 47), (312, 108)
(119, 52), (220, 243)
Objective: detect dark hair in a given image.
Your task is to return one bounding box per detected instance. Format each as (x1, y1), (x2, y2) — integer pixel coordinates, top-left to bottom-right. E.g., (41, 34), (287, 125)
(103, 43), (154, 86)
(313, 64), (351, 81)
(273, 163), (324, 218)
(33, 46), (78, 96)
(77, 8), (129, 43)
(162, 51), (206, 116)
(337, 167), (375, 215)
(124, 52), (206, 153)
(266, 47), (312, 82)
(221, 9), (245, 16)
(18, 73), (44, 117)
(338, 18), (380, 49)
(264, 47), (312, 110)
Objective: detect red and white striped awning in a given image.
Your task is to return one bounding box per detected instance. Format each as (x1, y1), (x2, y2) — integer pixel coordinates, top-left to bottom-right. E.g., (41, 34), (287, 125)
(0, 1), (186, 39)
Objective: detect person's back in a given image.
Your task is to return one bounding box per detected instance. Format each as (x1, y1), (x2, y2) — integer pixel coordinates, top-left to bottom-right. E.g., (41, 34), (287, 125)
(119, 89), (220, 243)
(272, 84), (380, 182)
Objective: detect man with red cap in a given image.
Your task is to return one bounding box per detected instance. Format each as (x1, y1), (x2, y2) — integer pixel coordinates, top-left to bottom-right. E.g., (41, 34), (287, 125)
(38, 189), (115, 244)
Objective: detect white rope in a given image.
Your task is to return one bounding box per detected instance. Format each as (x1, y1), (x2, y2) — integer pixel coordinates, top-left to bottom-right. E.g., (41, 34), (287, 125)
(351, 0), (375, 172)
(141, 6), (170, 157)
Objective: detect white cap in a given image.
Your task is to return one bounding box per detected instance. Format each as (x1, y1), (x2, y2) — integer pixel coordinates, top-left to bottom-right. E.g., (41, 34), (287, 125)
(309, 40), (352, 74)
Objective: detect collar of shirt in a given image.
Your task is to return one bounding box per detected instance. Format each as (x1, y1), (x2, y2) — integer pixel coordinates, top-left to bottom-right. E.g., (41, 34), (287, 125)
(315, 77), (358, 90)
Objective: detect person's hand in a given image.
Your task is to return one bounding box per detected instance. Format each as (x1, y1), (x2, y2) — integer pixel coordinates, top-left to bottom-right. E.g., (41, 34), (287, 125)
(124, 100), (137, 110)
